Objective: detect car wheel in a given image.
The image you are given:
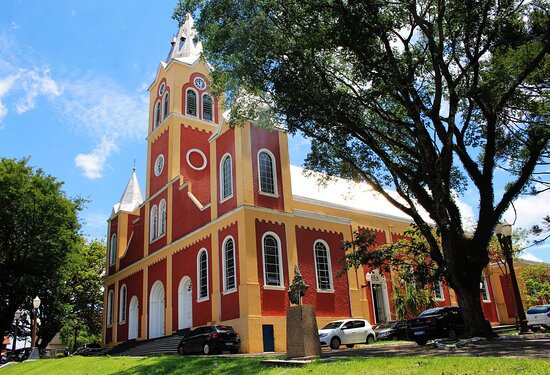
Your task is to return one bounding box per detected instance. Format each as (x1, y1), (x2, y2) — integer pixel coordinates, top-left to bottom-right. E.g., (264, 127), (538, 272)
(202, 343), (211, 355)
(330, 337), (341, 350)
(345, 344), (355, 348)
(530, 327), (539, 333)
(177, 344), (185, 355)
(448, 328), (457, 340)
(366, 335), (375, 344)
(415, 339), (428, 346)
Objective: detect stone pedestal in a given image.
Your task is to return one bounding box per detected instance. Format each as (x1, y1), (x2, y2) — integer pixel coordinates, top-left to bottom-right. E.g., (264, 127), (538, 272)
(286, 305), (321, 359)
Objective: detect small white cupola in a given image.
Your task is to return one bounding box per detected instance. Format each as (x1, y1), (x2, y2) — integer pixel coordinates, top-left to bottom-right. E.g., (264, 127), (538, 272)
(166, 13), (203, 64)
(113, 168), (144, 215)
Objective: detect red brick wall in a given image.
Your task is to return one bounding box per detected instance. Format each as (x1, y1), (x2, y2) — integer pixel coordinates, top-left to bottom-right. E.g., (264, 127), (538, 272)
(171, 237), (212, 329)
(120, 208), (145, 269)
(150, 129), (169, 195)
(116, 271), (143, 342)
(219, 223), (240, 321)
(295, 226), (350, 317)
(250, 125), (285, 211)
(255, 219), (289, 316)
(171, 183), (211, 241)
(180, 124), (212, 205)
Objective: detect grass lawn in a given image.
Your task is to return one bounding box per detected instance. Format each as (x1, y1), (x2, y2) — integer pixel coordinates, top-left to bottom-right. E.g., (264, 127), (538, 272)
(1, 355), (548, 375)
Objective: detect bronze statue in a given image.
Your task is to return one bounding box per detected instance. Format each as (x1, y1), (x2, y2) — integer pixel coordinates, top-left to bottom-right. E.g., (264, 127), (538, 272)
(288, 265), (308, 305)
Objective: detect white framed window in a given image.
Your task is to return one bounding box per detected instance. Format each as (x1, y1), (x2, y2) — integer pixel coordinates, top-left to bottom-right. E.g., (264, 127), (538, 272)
(262, 232), (283, 287)
(481, 274), (491, 302)
(314, 240), (333, 291)
(109, 233), (117, 267)
(186, 89), (197, 117)
(220, 153), (233, 201)
(150, 205), (158, 241)
(158, 199), (167, 237)
(197, 249), (209, 301)
(154, 154), (165, 177)
(222, 236), (237, 292)
(119, 284), (127, 324)
(154, 101), (161, 129)
(163, 92), (169, 120)
(107, 289), (114, 326)
(202, 93), (213, 121)
(434, 279), (444, 300)
(258, 149), (277, 195)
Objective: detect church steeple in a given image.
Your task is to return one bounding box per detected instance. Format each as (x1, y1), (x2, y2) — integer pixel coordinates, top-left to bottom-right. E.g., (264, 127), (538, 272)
(166, 13), (203, 64)
(113, 168), (144, 214)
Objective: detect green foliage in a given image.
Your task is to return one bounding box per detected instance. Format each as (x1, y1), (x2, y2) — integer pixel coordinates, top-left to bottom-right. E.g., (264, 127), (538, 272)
(340, 226), (439, 319)
(520, 263), (550, 305)
(0, 157), (83, 342)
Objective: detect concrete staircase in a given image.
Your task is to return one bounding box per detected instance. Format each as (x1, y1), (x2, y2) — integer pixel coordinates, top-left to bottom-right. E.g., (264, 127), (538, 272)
(107, 329), (189, 357)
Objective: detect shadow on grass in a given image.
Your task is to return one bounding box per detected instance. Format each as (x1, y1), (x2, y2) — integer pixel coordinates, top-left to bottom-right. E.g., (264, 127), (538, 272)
(110, 355), (266, 375)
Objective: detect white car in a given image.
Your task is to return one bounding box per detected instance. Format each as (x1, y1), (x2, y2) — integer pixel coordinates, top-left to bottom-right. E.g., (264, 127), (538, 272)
(318, 319), (376, 349)
(526, 304), (550, 332)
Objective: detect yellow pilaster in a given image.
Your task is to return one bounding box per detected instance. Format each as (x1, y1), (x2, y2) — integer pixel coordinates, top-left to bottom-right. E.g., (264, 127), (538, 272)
(144, 202), (150, 258)
(238, 125), (254, 206)
(169, 119), (181, 184)
(278, 131), (293, 213)
(167, 183), (173, 244)
(210, 135), (218, 220)
(117, 213), (128, 264)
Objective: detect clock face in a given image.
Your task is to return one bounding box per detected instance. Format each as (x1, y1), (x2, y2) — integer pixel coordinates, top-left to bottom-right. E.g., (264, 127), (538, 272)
(158, 83), (166, 96)
(193, 77), (206, 90)
(154, 154), (165, 176)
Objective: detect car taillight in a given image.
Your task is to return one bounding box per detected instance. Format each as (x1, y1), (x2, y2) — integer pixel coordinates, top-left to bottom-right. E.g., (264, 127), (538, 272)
(210, 333), (218, 339)
(236, 333), (240, 340)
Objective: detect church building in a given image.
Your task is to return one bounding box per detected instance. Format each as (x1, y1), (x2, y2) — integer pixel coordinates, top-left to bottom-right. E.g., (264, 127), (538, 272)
(103, 15), (504, 353)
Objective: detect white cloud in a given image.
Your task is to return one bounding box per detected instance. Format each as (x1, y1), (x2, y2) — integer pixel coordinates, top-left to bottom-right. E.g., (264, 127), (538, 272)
(15, 68), (61, 113)
(502, 188), (550, 230)
(519, 253), (543, 263)
(74, 137), (118, 179)
(11, 22), (19, 30)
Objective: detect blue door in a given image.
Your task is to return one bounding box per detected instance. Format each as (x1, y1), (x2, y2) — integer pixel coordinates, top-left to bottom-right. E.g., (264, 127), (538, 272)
(262, 325), (275, 352)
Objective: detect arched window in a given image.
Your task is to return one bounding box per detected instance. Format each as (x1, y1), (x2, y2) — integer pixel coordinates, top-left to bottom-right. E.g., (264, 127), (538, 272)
(186, 89), (197, 116)
(202, 93), (213, 121)
(163, 92), (169, 120)
(119, 284), (127, 324)
(154, 101), (161, 129)
(150, 205), (158, 241)
(481, 274), (490, 301)
(222, 237), (236, 292)
(258, 150), (276, 195)
(107, 289), (114, 326)
(434, 279), (444, 300)
(314, 240), (333, 290)
(220, 154), (233, 201)
(197, 249), (208, 300)
(109, 233), (117, 267)
(158, 200), (167, 237)
(262, 233), (283, 287)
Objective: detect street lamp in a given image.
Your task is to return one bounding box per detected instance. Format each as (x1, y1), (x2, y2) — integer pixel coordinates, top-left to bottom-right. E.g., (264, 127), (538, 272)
(495, 221), (528, 333)
(29, 296), (41, 359)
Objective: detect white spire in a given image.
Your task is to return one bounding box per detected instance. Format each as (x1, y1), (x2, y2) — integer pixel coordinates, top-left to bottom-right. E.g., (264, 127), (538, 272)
(166, 13), (203, 64)
(113, 169), (144, 214)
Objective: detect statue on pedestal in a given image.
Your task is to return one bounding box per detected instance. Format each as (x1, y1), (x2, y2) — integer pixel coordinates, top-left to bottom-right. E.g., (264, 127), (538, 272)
(288, 265), (308, 305)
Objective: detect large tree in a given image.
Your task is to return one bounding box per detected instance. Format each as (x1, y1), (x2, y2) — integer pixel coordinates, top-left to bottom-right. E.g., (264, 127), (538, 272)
(182, 0), (550, 337)
(0, 158), (83, 339)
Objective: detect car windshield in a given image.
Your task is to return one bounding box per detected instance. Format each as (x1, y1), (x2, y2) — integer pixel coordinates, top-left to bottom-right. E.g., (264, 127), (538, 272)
(215, 325), (235, 333)
(322, 322), (343, 330)
(527, 305), (550, 314)
(418, 307), (446, 317)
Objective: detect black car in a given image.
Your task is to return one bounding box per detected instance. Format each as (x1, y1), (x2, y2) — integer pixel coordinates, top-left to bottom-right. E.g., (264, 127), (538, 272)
(177, 325), (240, 355)
(73, 343), (103, 356)
(374, 320), (409, 341)
(408, 306), (465, 345)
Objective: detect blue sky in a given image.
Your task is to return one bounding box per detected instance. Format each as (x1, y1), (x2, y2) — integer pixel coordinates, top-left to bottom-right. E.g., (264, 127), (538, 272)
(1, 1), (548, 262)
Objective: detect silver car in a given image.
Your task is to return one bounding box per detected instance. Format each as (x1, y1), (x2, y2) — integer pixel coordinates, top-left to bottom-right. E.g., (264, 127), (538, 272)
(526, 304), (550, 332)
(318, 319), (376, 349)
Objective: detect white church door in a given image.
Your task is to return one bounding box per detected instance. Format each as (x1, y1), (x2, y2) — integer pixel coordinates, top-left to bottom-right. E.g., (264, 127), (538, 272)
(149, 281), (165, 339)
(128, 296), (139, 340)
(178, 276), (193, 330)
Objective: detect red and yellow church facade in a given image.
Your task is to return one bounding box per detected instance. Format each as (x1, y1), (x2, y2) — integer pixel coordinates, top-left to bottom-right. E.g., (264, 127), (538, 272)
(103, 15), (512, 353)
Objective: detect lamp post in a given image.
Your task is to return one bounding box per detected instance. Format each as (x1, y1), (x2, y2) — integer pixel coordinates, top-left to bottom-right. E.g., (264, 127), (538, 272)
(495, 221), (528, 333)
(29, 296), (41, 359)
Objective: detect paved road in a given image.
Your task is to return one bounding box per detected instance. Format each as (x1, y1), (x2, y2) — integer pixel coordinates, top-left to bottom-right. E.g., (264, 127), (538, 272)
(323, 333), (550, 360)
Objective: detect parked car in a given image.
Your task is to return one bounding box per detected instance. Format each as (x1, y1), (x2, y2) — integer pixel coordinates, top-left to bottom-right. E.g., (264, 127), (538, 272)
(73, 343), (103, 356)
(318, 319), (376, 349)
(374, 320), (409, 341)
(177, 325), (240, 355)
(526, 304), (550, 332)
(408, 306), (465, 345)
